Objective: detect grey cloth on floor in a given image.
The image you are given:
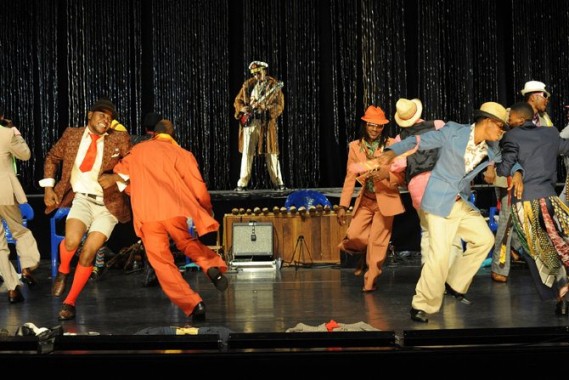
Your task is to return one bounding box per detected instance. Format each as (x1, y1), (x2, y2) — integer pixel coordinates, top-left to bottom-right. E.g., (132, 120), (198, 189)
(286, 321), (380, 332)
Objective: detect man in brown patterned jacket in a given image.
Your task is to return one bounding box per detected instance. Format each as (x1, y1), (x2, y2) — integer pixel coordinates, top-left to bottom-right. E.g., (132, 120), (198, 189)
(39, 98), (132, 321)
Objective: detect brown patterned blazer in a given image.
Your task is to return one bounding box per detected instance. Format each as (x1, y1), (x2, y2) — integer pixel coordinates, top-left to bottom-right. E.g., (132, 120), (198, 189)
(43, 126), (132, 223)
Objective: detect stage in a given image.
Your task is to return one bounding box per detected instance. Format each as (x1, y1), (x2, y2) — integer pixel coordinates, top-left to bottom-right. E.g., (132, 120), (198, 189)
(2, 254), (569, 369)
(3, 186), (569, 369)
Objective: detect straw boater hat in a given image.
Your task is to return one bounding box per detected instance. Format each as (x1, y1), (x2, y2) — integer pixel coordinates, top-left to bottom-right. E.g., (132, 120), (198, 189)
(520, 80), (551, 97)
(394, 98), (423, 128)
(473, 102), (508, 125)
(361, 105), (389, 125)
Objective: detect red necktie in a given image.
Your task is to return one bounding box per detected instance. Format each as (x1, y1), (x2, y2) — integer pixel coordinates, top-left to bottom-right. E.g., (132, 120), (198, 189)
(79, 133), (101, 172)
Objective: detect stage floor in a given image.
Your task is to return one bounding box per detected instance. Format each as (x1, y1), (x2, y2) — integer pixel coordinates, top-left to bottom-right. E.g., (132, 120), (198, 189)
(6, 188), (569, 367)
(1, 254), (565, 336)
(4, 255), (569, 368)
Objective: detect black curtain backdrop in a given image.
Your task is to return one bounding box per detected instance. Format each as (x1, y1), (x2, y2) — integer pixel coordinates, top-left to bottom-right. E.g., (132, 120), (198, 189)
(1, 0), (569, 193)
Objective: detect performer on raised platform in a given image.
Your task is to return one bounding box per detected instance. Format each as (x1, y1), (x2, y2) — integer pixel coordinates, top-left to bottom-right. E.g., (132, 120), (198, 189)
(233, 60), (286, 192)
(337, 105), (405, 293)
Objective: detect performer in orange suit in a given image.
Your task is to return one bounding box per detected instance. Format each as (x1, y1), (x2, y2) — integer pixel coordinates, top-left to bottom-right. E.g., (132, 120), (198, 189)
(113, 119), (228, 320)
(337, 105), (405, 292)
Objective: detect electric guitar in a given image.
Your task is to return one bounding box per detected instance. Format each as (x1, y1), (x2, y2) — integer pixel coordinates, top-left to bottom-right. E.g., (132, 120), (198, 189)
(239, 81), (284, 127)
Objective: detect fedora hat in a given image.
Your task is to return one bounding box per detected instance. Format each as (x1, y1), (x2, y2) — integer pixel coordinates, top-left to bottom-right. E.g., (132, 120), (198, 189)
(248, 61), (268, 70)
(394, 98), (423, 128)
(361, 105), (389, 125)
(474, 102), (508, 125)
(90, 97), (117, 119)
(520, 80), (551, 97)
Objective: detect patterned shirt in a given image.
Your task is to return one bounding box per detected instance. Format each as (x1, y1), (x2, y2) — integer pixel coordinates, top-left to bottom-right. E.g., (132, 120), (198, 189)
(363, 140), (380, 193)
(464, 125), (488, 173)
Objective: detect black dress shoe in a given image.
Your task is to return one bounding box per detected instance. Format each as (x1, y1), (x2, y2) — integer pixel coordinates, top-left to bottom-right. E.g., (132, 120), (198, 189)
(8, 286), (24, 304)
(21, 268), (38, 288)
(207, 267), (228, 291)
(555, 300), (568, 316)
(410, 308), (428, 323)
(191, 301), (206, 321)
(445, 283), (471, 305)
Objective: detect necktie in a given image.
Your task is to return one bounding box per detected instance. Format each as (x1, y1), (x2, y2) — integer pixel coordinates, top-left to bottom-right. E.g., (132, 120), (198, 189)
(79, 133), (101, 172)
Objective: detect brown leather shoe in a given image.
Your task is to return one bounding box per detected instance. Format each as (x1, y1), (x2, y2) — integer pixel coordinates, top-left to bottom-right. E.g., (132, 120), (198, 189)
(8, 286), (24, 304)
(21, 268), (38, 288)
(58, 303), (76, 321)
(491, 272), (508, 283)
(52, 272), (68, 297)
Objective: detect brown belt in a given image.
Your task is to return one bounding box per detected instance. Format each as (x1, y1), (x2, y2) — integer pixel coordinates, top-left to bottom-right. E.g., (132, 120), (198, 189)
(77, 193), (104, 203)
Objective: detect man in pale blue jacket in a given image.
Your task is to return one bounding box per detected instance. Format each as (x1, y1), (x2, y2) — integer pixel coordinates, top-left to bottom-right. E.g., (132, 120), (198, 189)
(378, 102), (517, 323)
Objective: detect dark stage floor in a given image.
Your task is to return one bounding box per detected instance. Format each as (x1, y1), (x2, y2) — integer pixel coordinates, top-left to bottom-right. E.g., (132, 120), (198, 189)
(1, 254), (565, 334)
(2, 254), (569, 355)
(3, 187), (569, 368)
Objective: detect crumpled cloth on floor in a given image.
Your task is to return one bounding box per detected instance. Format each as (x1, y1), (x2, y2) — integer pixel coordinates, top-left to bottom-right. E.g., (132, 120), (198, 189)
(285, 320), (380, 332)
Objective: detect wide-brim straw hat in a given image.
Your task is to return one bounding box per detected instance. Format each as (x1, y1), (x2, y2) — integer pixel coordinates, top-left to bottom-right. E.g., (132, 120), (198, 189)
(394, 98), (423, 128)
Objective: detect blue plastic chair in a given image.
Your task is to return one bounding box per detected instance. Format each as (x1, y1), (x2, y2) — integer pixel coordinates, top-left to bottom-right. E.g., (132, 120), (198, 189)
(284, 189), (331, 210)
(181, 218), (200, 271)
(50, 207), (71, 278)
(1, 203), (35, 273)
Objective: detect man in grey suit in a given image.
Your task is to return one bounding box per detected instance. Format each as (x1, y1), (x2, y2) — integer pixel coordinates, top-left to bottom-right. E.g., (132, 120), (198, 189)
(378, 102), (516, 323)
(0, 109), (41, 303)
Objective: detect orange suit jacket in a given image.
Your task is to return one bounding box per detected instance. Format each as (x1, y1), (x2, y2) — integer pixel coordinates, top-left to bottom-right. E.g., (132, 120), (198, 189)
(339, 139), (405, 216)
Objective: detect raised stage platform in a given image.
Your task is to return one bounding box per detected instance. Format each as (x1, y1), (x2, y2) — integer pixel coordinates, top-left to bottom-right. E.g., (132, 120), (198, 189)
(5, 186), (564, 370)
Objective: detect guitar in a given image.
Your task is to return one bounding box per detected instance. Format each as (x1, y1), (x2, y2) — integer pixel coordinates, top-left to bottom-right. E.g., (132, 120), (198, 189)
(239, 81), (284, 127)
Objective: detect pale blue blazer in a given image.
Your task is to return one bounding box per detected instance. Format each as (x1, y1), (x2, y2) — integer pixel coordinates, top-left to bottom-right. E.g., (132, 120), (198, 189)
(388, 121), (518, 218)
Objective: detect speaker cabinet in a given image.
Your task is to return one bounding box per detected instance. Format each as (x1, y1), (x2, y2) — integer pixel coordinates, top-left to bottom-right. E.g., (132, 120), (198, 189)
(232, 222), (273, 258)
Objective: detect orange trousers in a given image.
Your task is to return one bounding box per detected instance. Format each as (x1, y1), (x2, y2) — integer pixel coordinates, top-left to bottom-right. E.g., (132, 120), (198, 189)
(140, 216), (227, 316)
(338, 195), (393, 290)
